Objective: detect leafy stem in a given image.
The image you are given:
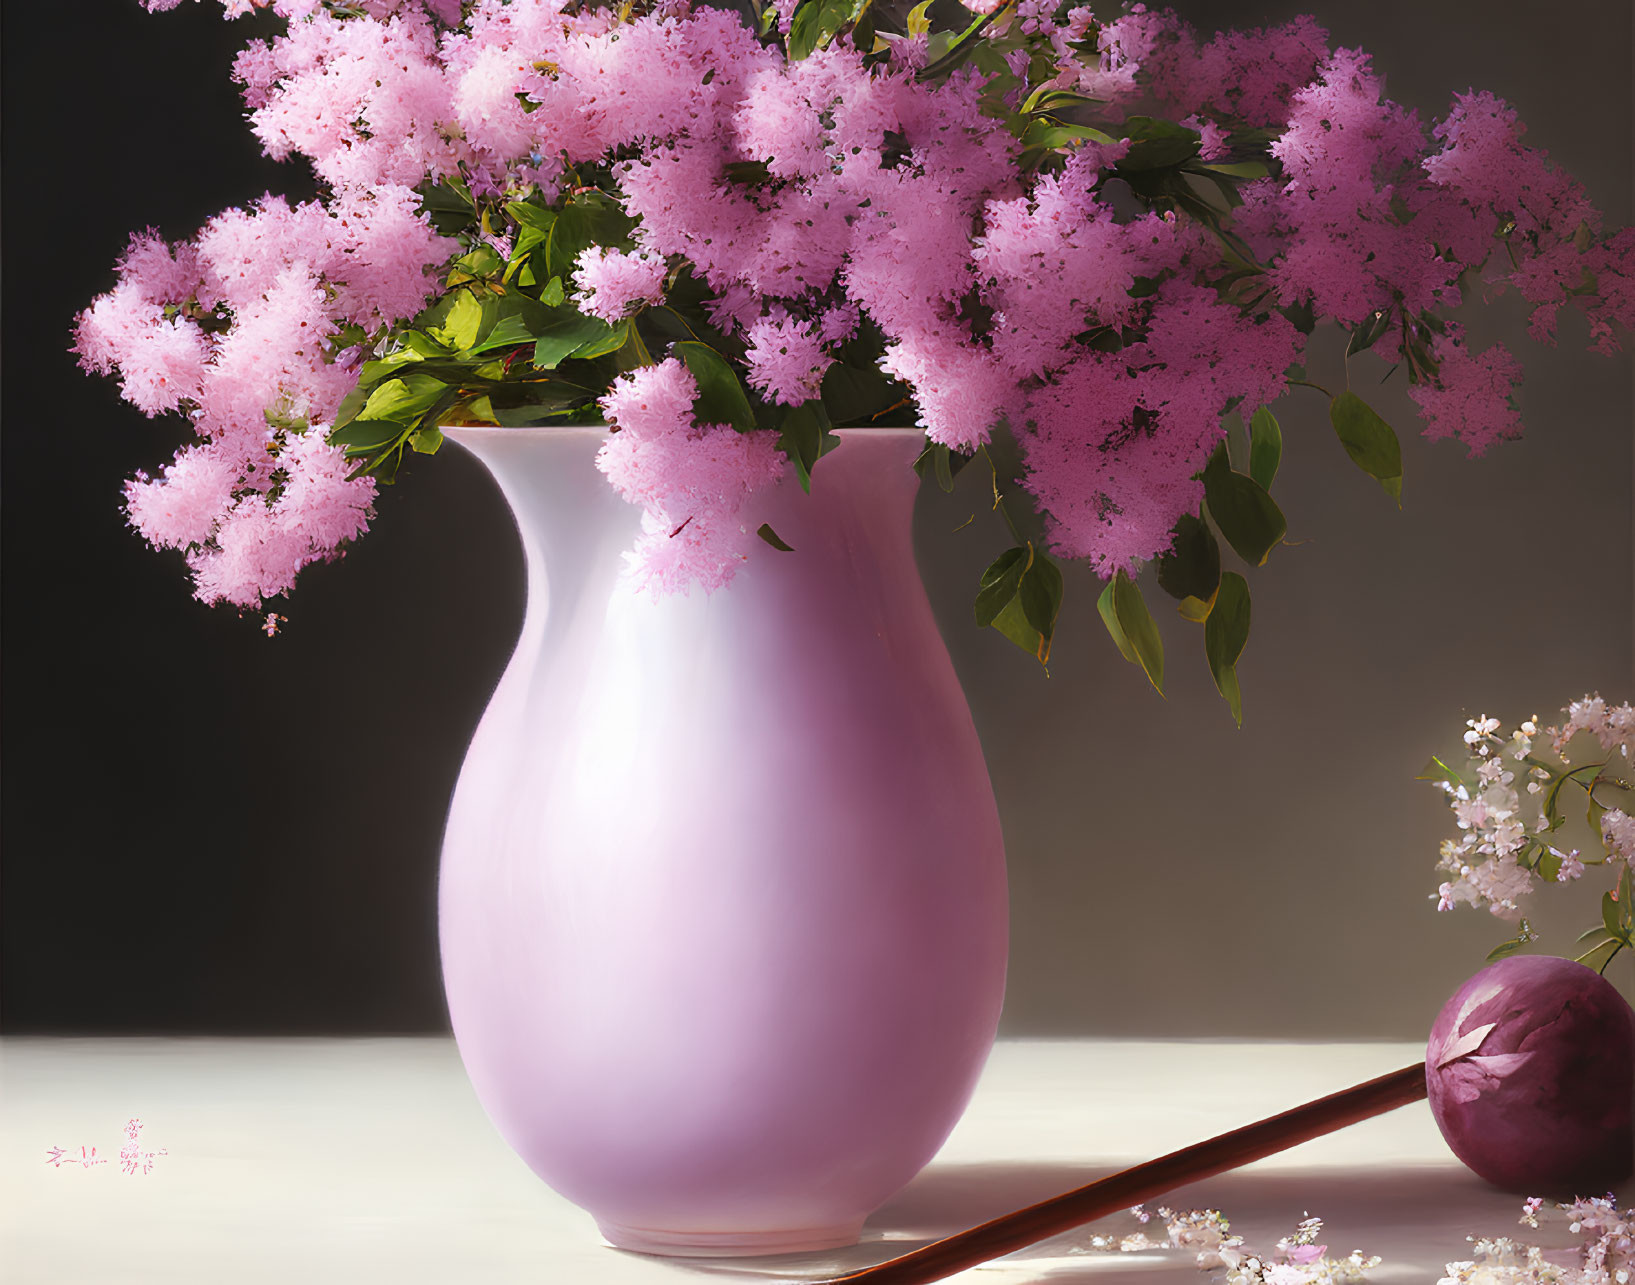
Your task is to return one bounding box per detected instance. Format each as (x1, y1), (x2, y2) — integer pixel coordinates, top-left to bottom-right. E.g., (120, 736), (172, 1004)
(979, 444), (1025, 545)
(1578, 937), (1626, 975)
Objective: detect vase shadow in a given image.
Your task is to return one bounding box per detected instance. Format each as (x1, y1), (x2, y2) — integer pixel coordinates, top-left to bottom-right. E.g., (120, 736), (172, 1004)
(615, 1161), (1116, 1280)
(629, 1160), (1635, 1284)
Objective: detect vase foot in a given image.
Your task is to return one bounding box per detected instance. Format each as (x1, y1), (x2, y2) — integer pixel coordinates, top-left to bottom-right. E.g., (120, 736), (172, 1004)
(598, 1218), (866, 1257)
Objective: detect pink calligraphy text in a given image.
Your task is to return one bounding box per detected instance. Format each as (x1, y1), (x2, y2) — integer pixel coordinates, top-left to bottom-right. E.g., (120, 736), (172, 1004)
(47, 1119), (166, 1175)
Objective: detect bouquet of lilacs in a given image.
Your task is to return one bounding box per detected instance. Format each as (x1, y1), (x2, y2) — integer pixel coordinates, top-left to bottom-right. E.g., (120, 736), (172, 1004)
(1425, 696), (1635, 969)
(76, 0), (1635, 713)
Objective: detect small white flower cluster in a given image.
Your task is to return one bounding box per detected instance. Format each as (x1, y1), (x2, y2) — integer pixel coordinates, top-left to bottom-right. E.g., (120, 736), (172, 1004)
(1430, 696), (1635, 934)
(1070, 1207), (1381, 1284)
(1440, 1196), (1635, 1285)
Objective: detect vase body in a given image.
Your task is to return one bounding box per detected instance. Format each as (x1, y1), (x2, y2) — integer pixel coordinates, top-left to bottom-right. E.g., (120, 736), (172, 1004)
(438, 427), (1008, 1256)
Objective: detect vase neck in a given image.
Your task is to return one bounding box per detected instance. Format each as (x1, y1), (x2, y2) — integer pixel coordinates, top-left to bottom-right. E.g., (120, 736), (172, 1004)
(444, 427), (929, 615)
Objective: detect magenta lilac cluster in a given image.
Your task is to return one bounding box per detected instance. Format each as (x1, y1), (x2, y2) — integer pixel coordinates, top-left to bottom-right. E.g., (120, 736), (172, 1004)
(77, 0), (1635, 609)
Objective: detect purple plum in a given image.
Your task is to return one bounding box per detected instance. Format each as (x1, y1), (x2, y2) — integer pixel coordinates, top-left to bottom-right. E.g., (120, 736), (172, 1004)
(1427, 954), (1635, 1193)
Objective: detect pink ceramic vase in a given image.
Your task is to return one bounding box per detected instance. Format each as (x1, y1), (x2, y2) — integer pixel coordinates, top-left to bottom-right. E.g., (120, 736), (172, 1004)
(438, 426), (1009, 1256)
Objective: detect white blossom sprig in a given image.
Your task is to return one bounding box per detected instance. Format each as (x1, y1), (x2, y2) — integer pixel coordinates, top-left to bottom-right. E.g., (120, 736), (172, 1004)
(1070, 1206), (1382, 1284)
(1423, 695), (1635, 969)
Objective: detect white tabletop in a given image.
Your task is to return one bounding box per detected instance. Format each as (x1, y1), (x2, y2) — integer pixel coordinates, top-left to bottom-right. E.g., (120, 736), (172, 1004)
(2, 1038), (1620, 1283)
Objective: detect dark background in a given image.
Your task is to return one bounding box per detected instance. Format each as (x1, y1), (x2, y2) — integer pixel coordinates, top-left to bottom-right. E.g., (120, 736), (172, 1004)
(3, 1), (1631, 1037)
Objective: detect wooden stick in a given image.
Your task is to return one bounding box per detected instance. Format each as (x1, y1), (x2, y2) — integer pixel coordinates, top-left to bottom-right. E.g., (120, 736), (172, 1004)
(823, 1061), (1428, 1285)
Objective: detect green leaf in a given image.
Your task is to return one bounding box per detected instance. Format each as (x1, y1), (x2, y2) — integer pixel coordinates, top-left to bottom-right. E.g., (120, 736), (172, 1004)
(1485, 935), (1530, 963)
(1416, 755), (1464, 787)
(1579, 924), (1616, 945)
(1202, 446), (1287, 567)
(1537, 850), (1563, 882)
(334, 350), (428, 431)
(427, 290), (492, 352)
(974, 546), (1030, 628)
(778, 401), (839, 492)
(416, 178), (476, 236)
(401, 330), (453, 358)
(1542, 770), (1577, 833)
(505, 200), (556, 233)
(489, 400), (583, 427)
(821, 361), (905, 424)
(408, 425), (445, 455)
(914, 5), (1002, 82)
(914, 442), (962, 493)
(327, 419), (405, 453)
(990, 596), (1044, 665)
(529, 309), (618, 368)
(757, 522), (795, 552)
(1203, 571), (1250, 724)
(448, 244), (504, 283)
(1017, 549), (1064, 642)
(357, 371), (451, 426)
(538, 276), (565, 307)
(564, 318), (629, 362)
(1019, 118), (1118, 151)
(544, 192), (636, 283)
(851, 6), (875, 53)
(1345, 308), (1394, 358)
(1329, 391), (1403, 506)
(1247, 407), (1282, 491)
(1605, 890), (1622, 939)
(787, 0), (863, 61)
(1105, 569), (1164, 694)
(1117, 116), (1203, 171)
(1193, 160), (1270, 179)
(1097, 579), (1139, 665)
(1020, 88), (1102, 116)
(469, 301), (549, 355)
(976, 544), (1063, 665)
(1177, 593), (1214, 623)
(1577, 937), (1622, 974)
(673, 340), (757, 431)
(1156, 512), (1221, 603)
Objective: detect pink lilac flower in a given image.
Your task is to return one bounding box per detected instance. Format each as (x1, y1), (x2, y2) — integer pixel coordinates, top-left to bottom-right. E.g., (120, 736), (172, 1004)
(596, 360), (787, 594)
(973, 157), (1142, 380)
(185, 434), (376, 609)
(1407, 324), (1524, 457)
(123, 447), (239, 551)
(73, 283), (210, 417)
(1258, 48), (1436, 325)
(743, 314), (832, 406)
(91, 0), (1635, 612)
(239, 8), (463, 191)
(321, 184), (456, 329)
(571, 246), (668, 324)
(116, 231), (204, 304)
(1424, 91), (1610, 347)
(1017, 280), (1298, 574)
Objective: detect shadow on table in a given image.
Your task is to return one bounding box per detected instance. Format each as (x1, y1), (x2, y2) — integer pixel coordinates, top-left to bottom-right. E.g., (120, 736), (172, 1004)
(630, 1159), (1613, 1284)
